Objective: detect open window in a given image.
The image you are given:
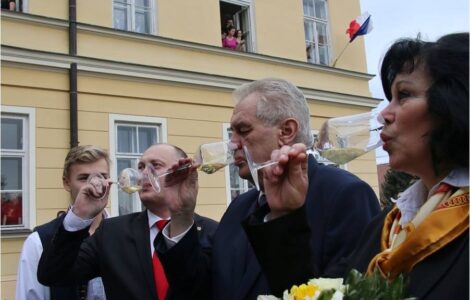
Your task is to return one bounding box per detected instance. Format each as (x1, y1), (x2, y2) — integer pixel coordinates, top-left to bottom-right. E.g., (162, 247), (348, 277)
(1, 0), (25, 12)
(303, 0), (331, 65)
(220, 0), (254, 52)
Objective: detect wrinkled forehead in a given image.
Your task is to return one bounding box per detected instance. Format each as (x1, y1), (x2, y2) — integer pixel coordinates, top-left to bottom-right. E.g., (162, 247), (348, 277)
(232, 93), (259, 120)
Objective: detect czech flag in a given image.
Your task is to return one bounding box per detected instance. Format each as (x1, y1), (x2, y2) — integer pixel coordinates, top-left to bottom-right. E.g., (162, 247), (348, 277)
(346, 12), (373, 42)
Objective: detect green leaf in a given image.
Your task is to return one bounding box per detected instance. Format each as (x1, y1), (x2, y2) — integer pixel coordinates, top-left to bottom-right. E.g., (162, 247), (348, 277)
(343, 269), (414, 300)
(317, 289), (336, 300)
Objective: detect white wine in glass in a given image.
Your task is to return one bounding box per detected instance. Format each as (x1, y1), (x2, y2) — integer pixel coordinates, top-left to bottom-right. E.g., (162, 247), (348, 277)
(194, 140), (237, 174)
(315, 111), (384, 165)
(87, 168), (148, 199)
(148, 140), (239, 190)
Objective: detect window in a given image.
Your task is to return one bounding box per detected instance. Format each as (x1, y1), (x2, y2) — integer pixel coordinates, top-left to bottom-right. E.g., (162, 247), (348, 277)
(109, 115), (167, 216)
(1, 0), (25, 12)
(1, 106), (35, 231)
(220, 0), (255, 52)
(223, 124), (253, 205)
(113, 0), (155, 34)
(303, 0), (331, 65)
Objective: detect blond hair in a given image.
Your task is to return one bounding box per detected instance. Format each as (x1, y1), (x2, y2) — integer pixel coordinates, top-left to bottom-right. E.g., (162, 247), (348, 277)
(62, 145), (110, 179)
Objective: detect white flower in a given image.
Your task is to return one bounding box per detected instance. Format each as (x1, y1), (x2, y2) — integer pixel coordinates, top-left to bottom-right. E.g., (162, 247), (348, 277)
(331, 290), (344, 300)
(308, 278), (345, 293)
(257, 295), (281, 300)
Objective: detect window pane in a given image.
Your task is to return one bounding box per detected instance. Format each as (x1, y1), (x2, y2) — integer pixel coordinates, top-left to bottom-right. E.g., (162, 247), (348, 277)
(113, 6), (128, 30)
(306, 42), (315, 63)
(1, 192), (23, 225)
(135, 10), (150, 33)
(135, 0), (150, 7)
(316, 22), (329, 64)
(117, 159), (135, 215)
(304, 20), (314, 42)
(117, 125), (137, 153)
(138, 127), (157, 152)
(303, 0), (314, 17)
(316, 22), (328, 45)
(314, 0), (327, 19)
(1, 157), (22, 189)
(319, 45), (328, 65)
(1, 118), (22, 150)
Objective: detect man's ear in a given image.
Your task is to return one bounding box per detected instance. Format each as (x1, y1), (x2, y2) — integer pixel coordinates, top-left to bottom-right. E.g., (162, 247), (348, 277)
(63, 176), (72, 192)
(279, 118), (299, 146)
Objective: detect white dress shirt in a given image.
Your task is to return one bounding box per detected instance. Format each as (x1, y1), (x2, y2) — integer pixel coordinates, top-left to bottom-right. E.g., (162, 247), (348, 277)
(15, 211), (109, 300)
(396, 168), (469, 225)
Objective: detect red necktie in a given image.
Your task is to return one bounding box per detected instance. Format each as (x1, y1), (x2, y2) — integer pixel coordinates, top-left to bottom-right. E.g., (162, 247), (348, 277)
(153, 220), (169, 300)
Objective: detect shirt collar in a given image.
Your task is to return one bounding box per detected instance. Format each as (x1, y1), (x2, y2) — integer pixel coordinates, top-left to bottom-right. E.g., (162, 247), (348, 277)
(102, 208), (110, 219)
(396, 167), (469, 225)
(146, 210), (169, 229)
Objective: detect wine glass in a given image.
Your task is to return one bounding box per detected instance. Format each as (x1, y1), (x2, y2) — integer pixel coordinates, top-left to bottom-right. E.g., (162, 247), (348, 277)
(194, 140), (238, 174)
(149, 140), (238, 189)
(314, 111), (384, 165)
(87, 168), (148, 199)
(243, 145), (279, 191)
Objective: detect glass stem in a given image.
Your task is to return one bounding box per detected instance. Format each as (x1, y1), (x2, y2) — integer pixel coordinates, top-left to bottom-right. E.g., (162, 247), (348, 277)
(157, 163), (192, 178)
(256, 160), (278, 170)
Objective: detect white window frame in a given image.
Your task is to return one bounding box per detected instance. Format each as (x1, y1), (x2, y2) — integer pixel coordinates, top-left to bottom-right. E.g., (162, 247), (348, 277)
(112, 0), (156, 35)
(303, 0), (332, 65)
(109, 114), (167, 216)
(1, 105), (36, 232)
(223, 123), (252, 206)
(12, 0), (27, 12)
(220, 0), (257, 52)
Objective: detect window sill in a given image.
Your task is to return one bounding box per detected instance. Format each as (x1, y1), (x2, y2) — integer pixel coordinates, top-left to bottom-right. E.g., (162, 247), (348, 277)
(1, 228), (33, 239)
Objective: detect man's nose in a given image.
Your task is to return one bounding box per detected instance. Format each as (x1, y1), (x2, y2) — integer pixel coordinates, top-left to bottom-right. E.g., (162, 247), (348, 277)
(230, 134), (242, 147)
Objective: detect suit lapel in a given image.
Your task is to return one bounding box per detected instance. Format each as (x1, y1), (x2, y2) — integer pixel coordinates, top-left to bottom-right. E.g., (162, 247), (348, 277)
(131, 211), (157, 299)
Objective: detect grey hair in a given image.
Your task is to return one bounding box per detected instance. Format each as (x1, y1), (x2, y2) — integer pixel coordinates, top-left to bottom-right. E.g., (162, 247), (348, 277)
(233, 78), (313, 147)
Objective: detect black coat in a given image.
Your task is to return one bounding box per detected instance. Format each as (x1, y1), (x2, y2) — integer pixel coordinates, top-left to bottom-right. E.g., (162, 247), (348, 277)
(38, 211), (218, 300)
(160, 155), (380, 299)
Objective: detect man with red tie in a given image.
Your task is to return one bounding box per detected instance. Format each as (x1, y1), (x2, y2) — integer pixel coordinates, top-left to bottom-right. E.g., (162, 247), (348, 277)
(37, 143), (218, 299)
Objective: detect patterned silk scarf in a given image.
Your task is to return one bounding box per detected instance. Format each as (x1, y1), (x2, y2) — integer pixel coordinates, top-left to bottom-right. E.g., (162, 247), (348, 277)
(367, 183), (469, 280)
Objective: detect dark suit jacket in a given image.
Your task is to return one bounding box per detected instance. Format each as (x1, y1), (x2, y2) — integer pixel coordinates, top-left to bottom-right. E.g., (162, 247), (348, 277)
(35, 214), (89, 300)
(38, 211), (218, 300)
(161, 155), (380, 299)
(347, 206), (469, 300)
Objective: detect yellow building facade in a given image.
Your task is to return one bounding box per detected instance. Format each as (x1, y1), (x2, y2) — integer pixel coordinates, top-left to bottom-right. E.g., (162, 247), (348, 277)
(1, 0), (380, 297)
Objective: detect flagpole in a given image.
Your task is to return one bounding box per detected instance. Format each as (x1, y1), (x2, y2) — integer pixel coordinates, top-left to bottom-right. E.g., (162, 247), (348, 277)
(332, 40), (350, 67)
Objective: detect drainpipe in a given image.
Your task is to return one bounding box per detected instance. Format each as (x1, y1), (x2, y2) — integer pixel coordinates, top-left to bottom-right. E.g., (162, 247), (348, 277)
(69, 0), (78, 147)
(69, 63), (78, 148)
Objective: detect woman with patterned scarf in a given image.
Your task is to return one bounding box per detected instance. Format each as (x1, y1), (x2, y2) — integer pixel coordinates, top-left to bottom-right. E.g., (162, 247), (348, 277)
(347, 32), (469, 300)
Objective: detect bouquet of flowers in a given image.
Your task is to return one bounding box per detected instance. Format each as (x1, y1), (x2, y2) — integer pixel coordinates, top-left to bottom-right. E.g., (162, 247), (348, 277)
(258, 269), (416, 300)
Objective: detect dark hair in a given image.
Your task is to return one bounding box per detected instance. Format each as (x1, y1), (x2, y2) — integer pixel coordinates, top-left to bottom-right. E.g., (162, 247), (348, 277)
(380, 33), (469, 172)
